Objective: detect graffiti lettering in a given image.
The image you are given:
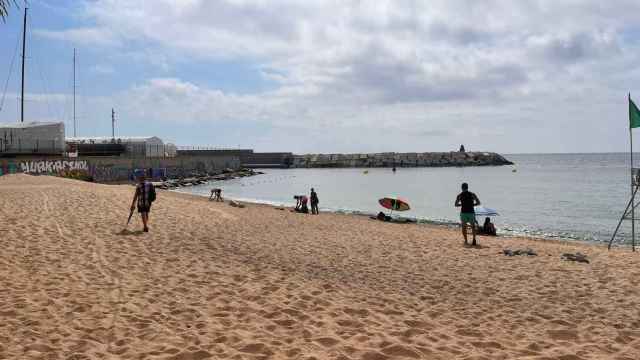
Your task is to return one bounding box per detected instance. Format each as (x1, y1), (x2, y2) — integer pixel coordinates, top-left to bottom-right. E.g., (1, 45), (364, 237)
(20, 160), (88, 174)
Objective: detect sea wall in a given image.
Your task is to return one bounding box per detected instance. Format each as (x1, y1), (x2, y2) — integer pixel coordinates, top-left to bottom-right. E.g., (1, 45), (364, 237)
(0, 154), (241, 182)
(292, 151), (513, 168)
(177, 149), (295, 168)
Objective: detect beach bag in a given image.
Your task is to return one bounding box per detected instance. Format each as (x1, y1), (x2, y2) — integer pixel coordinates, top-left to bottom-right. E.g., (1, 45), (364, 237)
(149, 184), (157, 203)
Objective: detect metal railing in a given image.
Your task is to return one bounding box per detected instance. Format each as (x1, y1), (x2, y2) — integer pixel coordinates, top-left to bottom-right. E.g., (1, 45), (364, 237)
(0, 148), (64, 155)
(176, 146), (251, 151)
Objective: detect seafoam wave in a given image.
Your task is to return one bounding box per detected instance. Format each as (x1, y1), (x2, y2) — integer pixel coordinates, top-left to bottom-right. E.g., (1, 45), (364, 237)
(175, 187), (602, 243)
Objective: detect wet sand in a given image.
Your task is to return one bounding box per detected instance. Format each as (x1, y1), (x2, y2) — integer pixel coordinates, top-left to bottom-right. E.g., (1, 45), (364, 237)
(1, 174), (639, 359)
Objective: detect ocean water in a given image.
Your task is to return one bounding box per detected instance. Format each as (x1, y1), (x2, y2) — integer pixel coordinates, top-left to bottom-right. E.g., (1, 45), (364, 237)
(176, 153), (637, 245)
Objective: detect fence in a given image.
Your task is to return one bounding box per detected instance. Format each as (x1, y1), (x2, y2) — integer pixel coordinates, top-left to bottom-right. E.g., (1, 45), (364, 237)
(0, 138), (64, 155)
(1, 142), (249, 159)
(176, 146), (247, 151)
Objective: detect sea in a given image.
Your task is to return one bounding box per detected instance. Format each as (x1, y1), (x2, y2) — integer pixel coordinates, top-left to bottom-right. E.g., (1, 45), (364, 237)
(175, 153), (636, 246)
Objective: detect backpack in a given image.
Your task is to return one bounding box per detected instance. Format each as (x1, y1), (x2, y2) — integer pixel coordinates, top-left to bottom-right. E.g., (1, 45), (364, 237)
(148, 183), (156, 203)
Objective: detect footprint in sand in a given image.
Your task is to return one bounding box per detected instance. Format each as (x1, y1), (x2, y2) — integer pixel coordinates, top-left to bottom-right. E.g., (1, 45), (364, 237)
(343, 307), (370, 317)
(454, 328), (484, 338)
(547, 329), (579, 341)
(380, 344), (422, 359)
(313, 337), (341, 347)
(165, 350), (213, 360)
(237, 342), (274, 356)
(360, 350), (390, 360)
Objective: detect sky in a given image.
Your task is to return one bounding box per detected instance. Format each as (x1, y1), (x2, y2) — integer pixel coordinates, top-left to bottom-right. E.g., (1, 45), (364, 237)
(1, 0), (640, 154)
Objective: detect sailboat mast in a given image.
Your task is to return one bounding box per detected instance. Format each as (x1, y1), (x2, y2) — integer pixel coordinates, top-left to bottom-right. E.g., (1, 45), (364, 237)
(20, 7), (28, 123)
(73, 48), (76, 137)
(111, 108), (115, 139)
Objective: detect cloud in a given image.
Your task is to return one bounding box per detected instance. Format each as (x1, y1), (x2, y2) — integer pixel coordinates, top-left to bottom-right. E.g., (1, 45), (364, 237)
(23, 0), (640, 152)
(414, 130), (453, 137)
(91, 64), (115, 75)
(527, 31), (621, 64)
(34, 27), (120, 47)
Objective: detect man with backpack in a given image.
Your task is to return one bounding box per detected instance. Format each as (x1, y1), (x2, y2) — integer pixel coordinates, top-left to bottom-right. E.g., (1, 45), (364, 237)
(131, 171), (156, 232)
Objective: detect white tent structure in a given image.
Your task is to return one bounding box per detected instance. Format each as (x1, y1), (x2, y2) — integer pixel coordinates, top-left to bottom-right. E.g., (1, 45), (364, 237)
(66, 136), (165, 157)
(0, 122), (65, 154)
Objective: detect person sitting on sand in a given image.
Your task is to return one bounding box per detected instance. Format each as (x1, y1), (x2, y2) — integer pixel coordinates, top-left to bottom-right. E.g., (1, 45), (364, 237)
(310, 188), (319, 215)
(482, 217), (497, 236)
(209, 188), (222, 202)
(455, 182), (481, 246)
(131, 173), (155, 233)
(300, 195), (309, 213)
(294, 195), (302, 211)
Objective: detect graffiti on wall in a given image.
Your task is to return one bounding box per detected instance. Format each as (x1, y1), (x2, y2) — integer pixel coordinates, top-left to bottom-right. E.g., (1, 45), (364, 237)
(20, 160), (88, 174)
(89, 164), (132, 182)
(0, 155), (241, 180)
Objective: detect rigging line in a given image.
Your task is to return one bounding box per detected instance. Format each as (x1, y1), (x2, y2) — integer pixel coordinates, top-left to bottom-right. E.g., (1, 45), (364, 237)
(61, 52), (71, 133)
(74, 50), (82, 136)
(59, 47), (74, 133)
(28, 12), (57, 122)
(0, 24), (22, 113)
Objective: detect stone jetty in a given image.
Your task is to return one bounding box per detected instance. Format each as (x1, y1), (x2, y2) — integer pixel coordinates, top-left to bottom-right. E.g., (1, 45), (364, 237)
(153, 168), (262, 189)
(292, 151), (513, 168)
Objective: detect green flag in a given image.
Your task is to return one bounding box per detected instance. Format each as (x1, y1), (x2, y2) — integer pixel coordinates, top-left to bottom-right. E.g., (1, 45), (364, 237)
(630, 96), (640, 128)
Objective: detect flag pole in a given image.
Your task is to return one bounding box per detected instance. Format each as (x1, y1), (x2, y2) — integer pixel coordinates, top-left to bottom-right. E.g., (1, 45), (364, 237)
(631, 93), (636, 252)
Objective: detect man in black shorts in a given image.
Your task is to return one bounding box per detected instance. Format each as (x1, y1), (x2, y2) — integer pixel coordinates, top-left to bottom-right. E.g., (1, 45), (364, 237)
(455, 182), (481, 246)
(310, 188), (319, 215)
(131, 173), (154, 232)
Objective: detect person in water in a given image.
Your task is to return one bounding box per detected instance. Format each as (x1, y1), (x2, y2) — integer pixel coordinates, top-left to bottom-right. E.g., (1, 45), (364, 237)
(310, 188), (319, 215)
(482, 217), (497, 236)
(455, 182), (481, 246)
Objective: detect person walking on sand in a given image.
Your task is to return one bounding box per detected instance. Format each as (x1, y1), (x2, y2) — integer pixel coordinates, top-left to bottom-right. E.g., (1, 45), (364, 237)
(310, 188), (319, 215)
(455, 182), (481, 246)
(131, 173), (156, 232)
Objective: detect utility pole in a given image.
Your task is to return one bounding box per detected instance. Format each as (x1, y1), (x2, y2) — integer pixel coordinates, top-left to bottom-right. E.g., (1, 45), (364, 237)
(73, 48), (76, 137)
(20, 7), (28, 123)
(111, 108), (115, 139)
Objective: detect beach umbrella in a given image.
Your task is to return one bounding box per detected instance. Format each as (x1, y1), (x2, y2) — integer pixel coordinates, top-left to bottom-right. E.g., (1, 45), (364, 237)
(379, 197), (410, 215)
(474, 206), (499, 217)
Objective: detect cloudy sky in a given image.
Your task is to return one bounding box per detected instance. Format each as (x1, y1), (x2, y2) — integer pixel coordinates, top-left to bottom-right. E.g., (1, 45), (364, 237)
(1, 0), (639, 153)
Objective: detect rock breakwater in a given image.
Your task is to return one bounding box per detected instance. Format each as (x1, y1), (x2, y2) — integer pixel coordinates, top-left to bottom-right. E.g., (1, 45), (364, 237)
(292, 151), (513, 168)
(153, 168), (262, 189)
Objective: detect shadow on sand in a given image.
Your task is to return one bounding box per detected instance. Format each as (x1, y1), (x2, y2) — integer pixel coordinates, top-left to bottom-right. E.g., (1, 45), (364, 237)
(116, 229), (144, 236)
(463, 243), (489, 250)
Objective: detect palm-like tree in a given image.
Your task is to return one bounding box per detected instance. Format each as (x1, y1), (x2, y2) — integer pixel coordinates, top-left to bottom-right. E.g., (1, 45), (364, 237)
(0, 0), (18, 22)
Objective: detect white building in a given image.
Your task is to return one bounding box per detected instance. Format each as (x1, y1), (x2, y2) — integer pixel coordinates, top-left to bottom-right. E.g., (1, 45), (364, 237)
(164, 143), (177, 157)
(0, 121), (65, 154)
(66, 136), (165, 157)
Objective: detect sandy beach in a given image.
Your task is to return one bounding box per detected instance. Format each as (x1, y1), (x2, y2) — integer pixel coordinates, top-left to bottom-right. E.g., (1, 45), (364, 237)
(1, 174), (639, 360)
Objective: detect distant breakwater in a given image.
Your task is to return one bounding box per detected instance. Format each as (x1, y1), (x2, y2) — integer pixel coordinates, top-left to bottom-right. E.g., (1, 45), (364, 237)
(292, 151), (513, 168)
(155, 168), (262, 189)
